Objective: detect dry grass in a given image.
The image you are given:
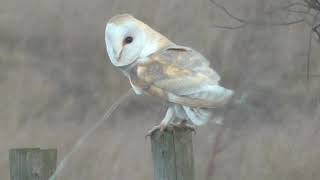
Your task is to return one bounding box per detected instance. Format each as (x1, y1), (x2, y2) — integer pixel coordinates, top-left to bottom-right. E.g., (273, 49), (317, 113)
(0, 0), (320, 179)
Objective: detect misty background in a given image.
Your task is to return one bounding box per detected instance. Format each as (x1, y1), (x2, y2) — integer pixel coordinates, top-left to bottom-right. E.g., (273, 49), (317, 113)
(1, 0), (320, 179)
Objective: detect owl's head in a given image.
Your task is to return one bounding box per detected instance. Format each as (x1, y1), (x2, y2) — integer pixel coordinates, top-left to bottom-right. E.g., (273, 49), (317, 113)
(105, 14), (172, 67)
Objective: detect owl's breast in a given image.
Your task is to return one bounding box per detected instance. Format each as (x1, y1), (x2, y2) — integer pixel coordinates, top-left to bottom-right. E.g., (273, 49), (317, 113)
(129, 78), (144, 95)
(128, 63), (169, 99)
(128, 65), (151, 95)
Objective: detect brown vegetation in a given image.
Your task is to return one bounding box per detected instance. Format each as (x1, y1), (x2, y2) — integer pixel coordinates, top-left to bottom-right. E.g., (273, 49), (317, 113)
(0, 0), (320, 179)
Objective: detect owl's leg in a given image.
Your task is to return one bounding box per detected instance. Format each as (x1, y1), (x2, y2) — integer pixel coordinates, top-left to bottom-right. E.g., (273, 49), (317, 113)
(173, 119), (196, 132)
(146, 106), (175, 136)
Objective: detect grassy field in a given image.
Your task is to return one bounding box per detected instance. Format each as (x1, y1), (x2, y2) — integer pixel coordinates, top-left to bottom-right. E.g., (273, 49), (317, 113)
(0, 0), (320, 179)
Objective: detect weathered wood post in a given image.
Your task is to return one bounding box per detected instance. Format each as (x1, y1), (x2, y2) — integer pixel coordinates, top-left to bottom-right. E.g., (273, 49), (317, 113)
(150, 127), (194, 180)
(9, 148), (57, 180)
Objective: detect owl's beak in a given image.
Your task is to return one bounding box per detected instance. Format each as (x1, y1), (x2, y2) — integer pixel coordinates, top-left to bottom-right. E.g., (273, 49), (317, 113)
(107, 38), (121, 60)
(117, 49), (123, 61)
(112, 46), (121, 60)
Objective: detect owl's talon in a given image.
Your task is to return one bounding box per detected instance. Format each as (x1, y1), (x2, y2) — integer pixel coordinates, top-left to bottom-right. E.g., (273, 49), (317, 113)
(145, 123), (168, 138)
(174, 121), (196, 133)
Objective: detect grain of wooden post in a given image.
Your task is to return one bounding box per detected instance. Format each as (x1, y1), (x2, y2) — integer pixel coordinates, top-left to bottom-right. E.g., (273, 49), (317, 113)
(9, 148), (57, 180)
(150, 127), (194, 180)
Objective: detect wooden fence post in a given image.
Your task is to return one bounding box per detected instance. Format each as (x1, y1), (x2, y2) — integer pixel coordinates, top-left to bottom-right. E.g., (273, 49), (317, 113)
(9, 148), (57, 180)
(150, 127), (194, 180)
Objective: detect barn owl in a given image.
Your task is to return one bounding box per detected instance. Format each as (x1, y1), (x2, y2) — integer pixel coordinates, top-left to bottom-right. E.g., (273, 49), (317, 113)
(105, 14), (233, 134)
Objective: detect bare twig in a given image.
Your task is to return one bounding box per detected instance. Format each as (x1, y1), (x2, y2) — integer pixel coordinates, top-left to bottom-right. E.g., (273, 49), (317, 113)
(209, 0), (305, 30)
(209, 0), (320, 81)
(265, 2), (309, 14)
(304, 0), (320, 10)
(209, 0), (247, 23)
(211, 23), (247, 30)
(313, 23), (320, 40)
(267, 19), (305, 26)
(306, 11), (320, 83)
(287, 9), (311, 14)
(208, 0), (249, 29)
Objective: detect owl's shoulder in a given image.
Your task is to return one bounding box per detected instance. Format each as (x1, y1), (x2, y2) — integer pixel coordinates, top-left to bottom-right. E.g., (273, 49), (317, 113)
(148, 45), (210, 68)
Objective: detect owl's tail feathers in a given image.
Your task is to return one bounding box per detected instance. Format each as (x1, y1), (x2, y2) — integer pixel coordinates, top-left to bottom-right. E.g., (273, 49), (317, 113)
(182, 85), (233, 126)
(183, 106), (212, 126)
(189, 85), (234, 108)
(207, 85), (234, 106)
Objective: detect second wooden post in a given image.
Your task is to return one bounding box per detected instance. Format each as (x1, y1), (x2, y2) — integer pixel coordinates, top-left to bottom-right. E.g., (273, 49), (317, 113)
(9, 148), (57, 180)
(150, 127), (194, 180)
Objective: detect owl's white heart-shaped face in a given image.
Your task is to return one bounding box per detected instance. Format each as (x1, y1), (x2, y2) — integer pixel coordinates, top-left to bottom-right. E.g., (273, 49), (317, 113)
(105, 14), (172, 67)
(105, 15), (146, 67)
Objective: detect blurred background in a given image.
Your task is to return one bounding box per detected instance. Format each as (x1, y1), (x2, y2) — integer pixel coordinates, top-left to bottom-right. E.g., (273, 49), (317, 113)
(1, 0), (320, 179)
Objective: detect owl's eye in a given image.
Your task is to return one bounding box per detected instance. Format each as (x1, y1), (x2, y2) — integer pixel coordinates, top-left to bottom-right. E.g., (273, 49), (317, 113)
(124, 36), (133, 44)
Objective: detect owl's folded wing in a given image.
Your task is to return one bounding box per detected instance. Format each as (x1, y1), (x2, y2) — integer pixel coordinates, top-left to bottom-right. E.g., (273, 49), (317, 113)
(130, 46), (233, 108)
(157, 45), (221, 82)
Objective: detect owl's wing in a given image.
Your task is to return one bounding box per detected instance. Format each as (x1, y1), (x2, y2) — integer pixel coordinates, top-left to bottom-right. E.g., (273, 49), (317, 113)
(158, 45), (221, 82)
(130, 46), (233, 108)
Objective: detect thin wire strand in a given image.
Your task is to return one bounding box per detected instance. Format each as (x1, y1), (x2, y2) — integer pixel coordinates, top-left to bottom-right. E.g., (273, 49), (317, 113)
(49, 88), (134, 180)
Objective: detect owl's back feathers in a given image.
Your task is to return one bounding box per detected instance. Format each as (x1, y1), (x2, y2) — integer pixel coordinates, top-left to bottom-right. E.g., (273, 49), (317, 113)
(129, 45), (233, 108)
(156, 46), (221, 82)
